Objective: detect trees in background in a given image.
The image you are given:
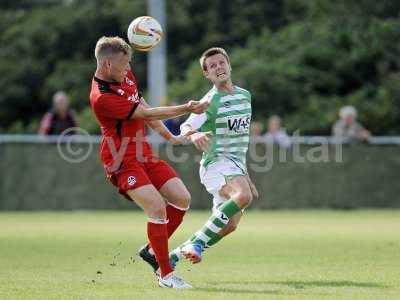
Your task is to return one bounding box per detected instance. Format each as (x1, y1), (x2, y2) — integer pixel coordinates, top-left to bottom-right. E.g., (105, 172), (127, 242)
(1, 0), (399, 134)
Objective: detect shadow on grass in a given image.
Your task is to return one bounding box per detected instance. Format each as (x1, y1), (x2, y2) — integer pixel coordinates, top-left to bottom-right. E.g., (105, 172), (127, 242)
(193, 286), (327, 296)
(206, 280), (389, 289)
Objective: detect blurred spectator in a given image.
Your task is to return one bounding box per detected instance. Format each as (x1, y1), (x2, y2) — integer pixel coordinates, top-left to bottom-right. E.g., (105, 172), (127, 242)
(250, 120), (263, 137)
(163, 101), (186, 135)
(332, 105), (370, 141)
(264, 115), (291, 148)
(38, 91), (77, 135)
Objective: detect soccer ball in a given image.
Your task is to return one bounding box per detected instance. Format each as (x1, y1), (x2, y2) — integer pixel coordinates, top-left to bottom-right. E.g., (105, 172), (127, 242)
(127, 16), (163, 52)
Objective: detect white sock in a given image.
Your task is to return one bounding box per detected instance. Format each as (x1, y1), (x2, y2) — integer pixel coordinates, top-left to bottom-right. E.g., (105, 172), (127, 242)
(149, 247), (155, 256)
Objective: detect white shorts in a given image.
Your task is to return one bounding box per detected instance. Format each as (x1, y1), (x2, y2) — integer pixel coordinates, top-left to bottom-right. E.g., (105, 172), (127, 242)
(199, 158), (247, 212)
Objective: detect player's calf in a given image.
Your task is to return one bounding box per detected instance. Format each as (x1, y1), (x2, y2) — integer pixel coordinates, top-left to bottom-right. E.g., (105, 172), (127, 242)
(218, 211), (242, 238)
(219, 221), (238, 237)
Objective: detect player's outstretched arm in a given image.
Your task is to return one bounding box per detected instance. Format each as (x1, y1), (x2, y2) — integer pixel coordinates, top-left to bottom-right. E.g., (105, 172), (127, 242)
(132, 100), (208, 121)
(139, 97), (186, 144)
(146, 120), (185, 145)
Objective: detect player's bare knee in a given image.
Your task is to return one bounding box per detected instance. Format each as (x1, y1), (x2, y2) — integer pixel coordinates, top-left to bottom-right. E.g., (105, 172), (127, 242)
(234, 190), (252, 208)
(181, 190), (191, 208)
(171, 190), (191, 210)
(149, 201), (167, 219)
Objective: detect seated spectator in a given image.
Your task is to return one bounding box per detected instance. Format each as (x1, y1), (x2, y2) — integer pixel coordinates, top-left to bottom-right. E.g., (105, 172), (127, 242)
(264, 115), (291, 148)
(39, 91), (77, 135)
(332, 105), (370, 142)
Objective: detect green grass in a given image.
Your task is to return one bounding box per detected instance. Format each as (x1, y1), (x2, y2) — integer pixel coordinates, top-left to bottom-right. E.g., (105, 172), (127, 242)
(0, 210), (399, 300)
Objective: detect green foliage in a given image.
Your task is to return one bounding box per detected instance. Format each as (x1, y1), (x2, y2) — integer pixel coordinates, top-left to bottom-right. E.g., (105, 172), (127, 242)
(1, 0), (400, 134)
(166, 0), (290, 80)
(172, 12), (400, 134)
(0, 0), (146, 131)
(168, 62), (210, 102)
(78, 106), (101, 135)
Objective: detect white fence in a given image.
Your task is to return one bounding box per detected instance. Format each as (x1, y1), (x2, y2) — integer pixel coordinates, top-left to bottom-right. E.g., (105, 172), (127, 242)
(1, 134), (400, 145)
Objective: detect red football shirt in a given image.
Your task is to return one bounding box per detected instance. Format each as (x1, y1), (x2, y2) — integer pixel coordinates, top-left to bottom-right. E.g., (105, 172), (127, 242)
(89, 70), (153, 172)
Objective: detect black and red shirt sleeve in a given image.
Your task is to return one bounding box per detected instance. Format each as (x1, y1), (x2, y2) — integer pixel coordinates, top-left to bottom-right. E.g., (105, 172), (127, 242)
(93, 77), (140, 120)
(95, 93), (139, 120)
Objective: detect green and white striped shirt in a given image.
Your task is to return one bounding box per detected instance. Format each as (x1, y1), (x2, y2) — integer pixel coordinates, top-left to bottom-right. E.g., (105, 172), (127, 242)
(182, 85), (252, 168)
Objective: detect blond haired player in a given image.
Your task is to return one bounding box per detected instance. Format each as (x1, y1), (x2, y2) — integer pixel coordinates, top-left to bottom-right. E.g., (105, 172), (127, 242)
(89, 36), (208, 288)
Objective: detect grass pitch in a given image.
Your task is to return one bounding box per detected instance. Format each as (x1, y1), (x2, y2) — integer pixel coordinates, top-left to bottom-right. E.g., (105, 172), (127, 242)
(0, 210), (399, 300)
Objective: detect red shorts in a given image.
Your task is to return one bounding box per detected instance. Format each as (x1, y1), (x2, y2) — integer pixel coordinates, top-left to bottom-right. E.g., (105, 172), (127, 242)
(106, 157), (178, 200)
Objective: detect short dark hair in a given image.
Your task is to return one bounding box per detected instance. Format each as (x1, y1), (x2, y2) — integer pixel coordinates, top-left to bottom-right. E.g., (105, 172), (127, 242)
(199, 47), (230, 71)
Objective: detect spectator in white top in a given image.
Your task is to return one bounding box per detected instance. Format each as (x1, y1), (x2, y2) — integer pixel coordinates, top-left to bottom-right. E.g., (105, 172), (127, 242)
(264, 115), (291, 148)
(332, 105), (370, 142)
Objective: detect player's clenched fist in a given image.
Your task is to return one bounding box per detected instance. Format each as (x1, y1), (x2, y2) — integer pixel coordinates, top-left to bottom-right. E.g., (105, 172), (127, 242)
(189, 132), (211, 152)
(185, 100), (209, 114)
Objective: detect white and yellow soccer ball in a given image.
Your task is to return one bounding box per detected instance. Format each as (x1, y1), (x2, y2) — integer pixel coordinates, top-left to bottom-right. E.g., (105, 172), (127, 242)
(127, 16), (162, 52)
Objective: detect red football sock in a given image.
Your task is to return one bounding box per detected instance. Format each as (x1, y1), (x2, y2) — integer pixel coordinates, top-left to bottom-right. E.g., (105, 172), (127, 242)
(147, 205), (187, 256)
(147, 221), (173, 278)
(166, 204), (186, 238)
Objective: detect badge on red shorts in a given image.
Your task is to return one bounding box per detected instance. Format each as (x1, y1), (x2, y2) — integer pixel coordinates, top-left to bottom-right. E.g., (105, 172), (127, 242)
(127, 176), (136, 186)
